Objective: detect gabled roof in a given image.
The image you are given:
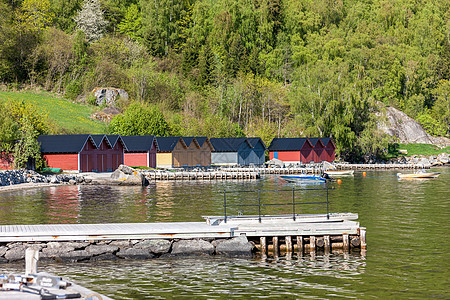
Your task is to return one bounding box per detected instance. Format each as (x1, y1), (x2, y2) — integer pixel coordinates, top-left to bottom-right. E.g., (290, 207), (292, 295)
(320, 137), (336, 149)
(194, 137), (207, 147)
(156, 137), (186, 152)
(182, 137), (200, 148)
(90, 134), (111, 148)
(308, 137), (325, 147)
(246, 137), (267, 150)
(121, 135), (156, 152)
(210, 138), (250, 152)
(38, 134), (95, 153)
(268, 138), (312, 151)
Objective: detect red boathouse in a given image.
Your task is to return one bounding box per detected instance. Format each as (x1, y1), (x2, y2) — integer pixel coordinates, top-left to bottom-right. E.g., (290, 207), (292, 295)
(121, 135), (158, 168)
(268, 138), (314, 163)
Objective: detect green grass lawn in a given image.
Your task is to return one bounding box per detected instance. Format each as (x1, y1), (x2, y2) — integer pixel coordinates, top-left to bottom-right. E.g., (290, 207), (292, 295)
(0, 90), (107, 134)
(388, 143), (450, 158)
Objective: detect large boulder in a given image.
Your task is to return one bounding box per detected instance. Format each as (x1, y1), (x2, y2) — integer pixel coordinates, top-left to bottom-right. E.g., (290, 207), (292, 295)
(92, 87), (128, 107)
(171, 239), (215, 256)
(116, 248), (154, 259)
(111, 165), (148, 186)
(134, 239), (172, 255)
(215, 236), (254, 257)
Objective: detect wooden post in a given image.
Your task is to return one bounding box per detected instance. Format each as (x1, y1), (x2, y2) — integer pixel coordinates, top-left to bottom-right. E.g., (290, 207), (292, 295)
(273, 237), (279, 257)
(260, 237), (267, 256)
(310, 236), (316, 253)
(343, 234), (349, 252)
(296, 236), (303, 256)
(360, 227), (367, 249)
(25, 248), (39, 276)
(285, 236), (292, 253)
(324, 235), (330, 254)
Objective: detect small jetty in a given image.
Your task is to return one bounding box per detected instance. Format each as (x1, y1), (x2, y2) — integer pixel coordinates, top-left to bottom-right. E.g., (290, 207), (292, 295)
(0, 187), (366, 260)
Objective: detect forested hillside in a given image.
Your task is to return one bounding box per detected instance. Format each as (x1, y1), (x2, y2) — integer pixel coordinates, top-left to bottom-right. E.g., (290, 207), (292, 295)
(0, 0), (449, 161)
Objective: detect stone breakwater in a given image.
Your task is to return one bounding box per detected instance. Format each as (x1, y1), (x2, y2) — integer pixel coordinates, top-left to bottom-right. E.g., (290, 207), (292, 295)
(0, 236), (254, 263)
(0, 169), (90, 187)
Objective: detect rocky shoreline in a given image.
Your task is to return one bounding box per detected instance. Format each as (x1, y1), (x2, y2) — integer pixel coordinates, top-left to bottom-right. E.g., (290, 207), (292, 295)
(0, 236), (255, 263)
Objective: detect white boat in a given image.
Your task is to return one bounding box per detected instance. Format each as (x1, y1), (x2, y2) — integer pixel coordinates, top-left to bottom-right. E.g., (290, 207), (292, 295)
(324, 170), (354, 176)
(397, 171), (440, 179)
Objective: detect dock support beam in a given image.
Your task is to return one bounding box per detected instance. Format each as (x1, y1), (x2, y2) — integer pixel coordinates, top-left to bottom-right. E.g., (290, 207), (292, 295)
(25, 248), (39, 276)
(343, 234), (349, 252)
(260, 237), (267, 256)
(296, 236), (303, 255)
(272, 237), (279, 257)
(324, 235), (330, 254)
(310, 236), (316, 253)
(285, 236), (292, 253)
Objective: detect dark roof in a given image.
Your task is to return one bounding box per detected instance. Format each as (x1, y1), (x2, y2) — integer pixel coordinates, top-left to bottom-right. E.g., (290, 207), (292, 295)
(320, 137), (336, 148)
(194, 137), (208, 147)
(156, 137), (184, 152)
(105, 135), (120, 147)
(210, 138), (250, 152)
(38, 135), (93, 153)
(121, 135), (156, 152)
(268, 138), (311, 151)
(246, 137), (267, 150)
(90, 134), (108, 148)
(308, 138), (324, 147)
(182, 137), (196, 147)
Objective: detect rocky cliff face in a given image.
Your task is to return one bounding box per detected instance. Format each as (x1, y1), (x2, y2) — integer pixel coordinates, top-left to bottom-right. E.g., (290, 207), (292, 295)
(378, 105), (450, 146)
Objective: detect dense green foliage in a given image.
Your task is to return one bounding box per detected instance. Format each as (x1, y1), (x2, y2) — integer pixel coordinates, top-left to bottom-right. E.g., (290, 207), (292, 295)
(1, 0), (449, 161)
(0, 100), (53, 170)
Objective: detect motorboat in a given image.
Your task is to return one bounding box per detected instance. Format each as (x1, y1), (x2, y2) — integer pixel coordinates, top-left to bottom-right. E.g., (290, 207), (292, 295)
(324, 170), (354, 176)
(397, 171), (440, 179)
(280, 175), (327, 183)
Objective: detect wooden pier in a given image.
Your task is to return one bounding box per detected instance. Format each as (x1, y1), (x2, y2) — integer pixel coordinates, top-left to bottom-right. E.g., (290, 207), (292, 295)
(143, 170), (260, 181)
(0, 213), (366, 258)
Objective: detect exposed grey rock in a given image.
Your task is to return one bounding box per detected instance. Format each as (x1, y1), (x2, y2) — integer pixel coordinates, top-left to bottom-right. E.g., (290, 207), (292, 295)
(59, 250), (91, 262)
(41, 246), (76, 257)
(215, 236), (254, 257)
(90, 253), (118, 261)
(171, 239), (214, 256)
(116, 248), (154, 259)
(0, 246), (8, 257)
(92, 87), (128, 107)
(109, 240), (131, 248)
(135, 239), (171, 254)
(85, 244), (119, 256)
(5, 245), (26, 261)
(111, 165), (148, 186)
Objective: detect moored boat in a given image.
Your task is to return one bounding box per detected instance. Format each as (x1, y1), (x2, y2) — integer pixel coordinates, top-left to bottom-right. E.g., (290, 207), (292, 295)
(397, 171), (440, 179)
(280, 175), (327, 183)
(324, 170), (354, 176)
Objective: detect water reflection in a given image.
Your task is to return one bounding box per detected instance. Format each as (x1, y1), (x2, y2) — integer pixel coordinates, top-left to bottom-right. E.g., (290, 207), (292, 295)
(0, 167), (448, 299)
(1, 253), (367, 299)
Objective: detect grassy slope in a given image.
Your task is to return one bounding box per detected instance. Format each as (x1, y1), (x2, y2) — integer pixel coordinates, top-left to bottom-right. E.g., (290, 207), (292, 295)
(0, 91), (106, 134)
(397, 143), (450, 156)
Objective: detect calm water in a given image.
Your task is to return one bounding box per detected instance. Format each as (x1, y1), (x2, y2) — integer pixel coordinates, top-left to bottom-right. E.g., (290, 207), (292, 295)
(1, 167), (449, 299)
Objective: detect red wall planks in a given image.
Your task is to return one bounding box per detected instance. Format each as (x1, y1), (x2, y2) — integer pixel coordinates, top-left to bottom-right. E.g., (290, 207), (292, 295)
(124, 152), (148, 167)
(43, 154), (78, 170)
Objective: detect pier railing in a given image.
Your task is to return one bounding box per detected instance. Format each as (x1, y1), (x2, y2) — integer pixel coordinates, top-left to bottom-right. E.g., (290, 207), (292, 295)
(220, 186), (333, 223)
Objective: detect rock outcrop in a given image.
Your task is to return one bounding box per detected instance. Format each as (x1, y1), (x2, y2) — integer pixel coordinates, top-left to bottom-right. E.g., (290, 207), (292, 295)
(378, 105), (434, 144)
(377, 105), (450, 147)
(92, 87), (128, 107)
(111, 165), (149, 186)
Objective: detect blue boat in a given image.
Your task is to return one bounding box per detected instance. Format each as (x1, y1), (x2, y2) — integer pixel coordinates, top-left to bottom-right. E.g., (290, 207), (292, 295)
(280, 175), (327, 183)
